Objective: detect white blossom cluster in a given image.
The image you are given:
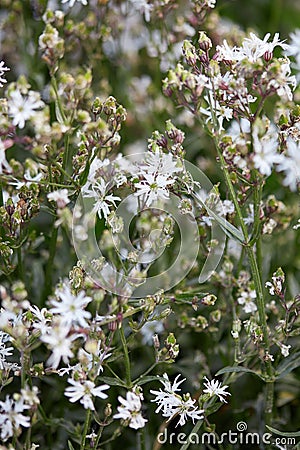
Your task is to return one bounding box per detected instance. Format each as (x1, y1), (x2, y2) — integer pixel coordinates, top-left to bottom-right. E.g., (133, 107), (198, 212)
(0, 386), (39, 442)
(113, 388), (147, 429)
(150, 373), (204, 426)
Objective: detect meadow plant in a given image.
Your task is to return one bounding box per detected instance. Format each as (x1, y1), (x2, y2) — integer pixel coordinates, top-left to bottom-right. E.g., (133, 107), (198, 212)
(0, 0), (299, 449)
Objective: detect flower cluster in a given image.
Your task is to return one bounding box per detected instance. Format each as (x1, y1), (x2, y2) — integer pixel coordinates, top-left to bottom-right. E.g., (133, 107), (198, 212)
(113, 388), (147, 430)
(150, 373), (204, 426)
(0, 387), (39, 442)
(0, 0), (299, 448)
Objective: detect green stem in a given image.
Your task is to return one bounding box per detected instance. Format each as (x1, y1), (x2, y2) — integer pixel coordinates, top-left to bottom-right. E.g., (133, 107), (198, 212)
(81, 408), (92, 450)
(179, 419), (203, 450)
(211, 130), (274, 420)
(106, 365), (126, 385)
(119, 327), (131, 388)
(41, 75), (70, 303)
(25, 424), (31, 450)
(214, 144), (249, 240)
(229, 291), (242, 363)
(265, 381), (274, 426)
(17, 246), (25, 282)
(51, 76), (66, 124)
(42, 226), (58, 302)
(95, 425), (104, 448)
(138, 427), (146, 450)
(20, 350), (27, 388)
(62, 132), (70, 177)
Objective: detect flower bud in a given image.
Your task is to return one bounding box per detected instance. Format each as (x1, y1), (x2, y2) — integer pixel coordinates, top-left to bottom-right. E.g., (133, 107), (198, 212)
(198, 32), (212, 51)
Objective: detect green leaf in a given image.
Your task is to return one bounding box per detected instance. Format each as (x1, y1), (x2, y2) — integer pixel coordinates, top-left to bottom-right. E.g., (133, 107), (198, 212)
(276, 351), (300, 379)
(55, 101), (65, 125)
(135, 375), (165, 386)
(68, 441), (76, 450)
(99, 376), (126, 387)
(215, 366), (264, 380)
(195, 193), (244, 243)
(266, 425), (300, 437)
(2, 376), (14, 387)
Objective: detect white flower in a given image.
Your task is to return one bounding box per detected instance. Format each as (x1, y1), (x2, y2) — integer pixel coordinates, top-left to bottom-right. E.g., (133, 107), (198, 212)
(265, 58), (296, 101)
(242, 32), (287, 62)
(286, 29), (300, 59)
(252, 123), (284, 176)
(265, 352), (274, 362)
(279, 344), (291, 357)
(133, 150), (182, 207)
(0, 60), (9, 87)
(29, 304), (52, 334)
(217, 32), (287, 64)
(50, 283), (92, 328)
(150, 373), (204, 427)
(202, 377), (231, 403)
(47, 189), (70, 208)
(237, 289), (257, 314)
(65, 378), (109, 410)
(169, 396), (203, 426)
(227, 118), (251, 143)
(140, 150), (182, 177)
(265, 271), (284, 296)
(12, 168), (43, 189)
(61, 0), (88, 6)
(216, 40), (244, 62)
(113, 390), (147, 429)
(8, 89), (44, 129)
(200, 90), (233, 131)
(151, 373), (185, 401)
(83, 178), (120, 220)
(285, 29), (300, 80)
(0, 332), (14, 370)
(276, 138), (300, 191)
(134, 172), (173, 207)
(0, 396), (30, 442)
(83, 156), (110, 187)
(41, 320), (76, 369)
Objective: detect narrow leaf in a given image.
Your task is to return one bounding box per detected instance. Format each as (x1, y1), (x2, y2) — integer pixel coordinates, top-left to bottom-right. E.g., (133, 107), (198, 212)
(266, 425), (300, 437)
(277, 351), (300, 379)
(99, 376), (126, 387)
(68, 441), (76, 450)
(136, 375), (165, 386)
(215, 366), (264, 379)
(195, 193), (244, 243)
(55, 101), (65, 125)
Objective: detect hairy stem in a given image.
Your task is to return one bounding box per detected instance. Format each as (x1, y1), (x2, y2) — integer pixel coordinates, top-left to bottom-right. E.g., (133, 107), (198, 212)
(119, 326), (131, 388)
(212, 135), (274, 420)
(81, 408), (92, 450)
(17, 246), (25, 282)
